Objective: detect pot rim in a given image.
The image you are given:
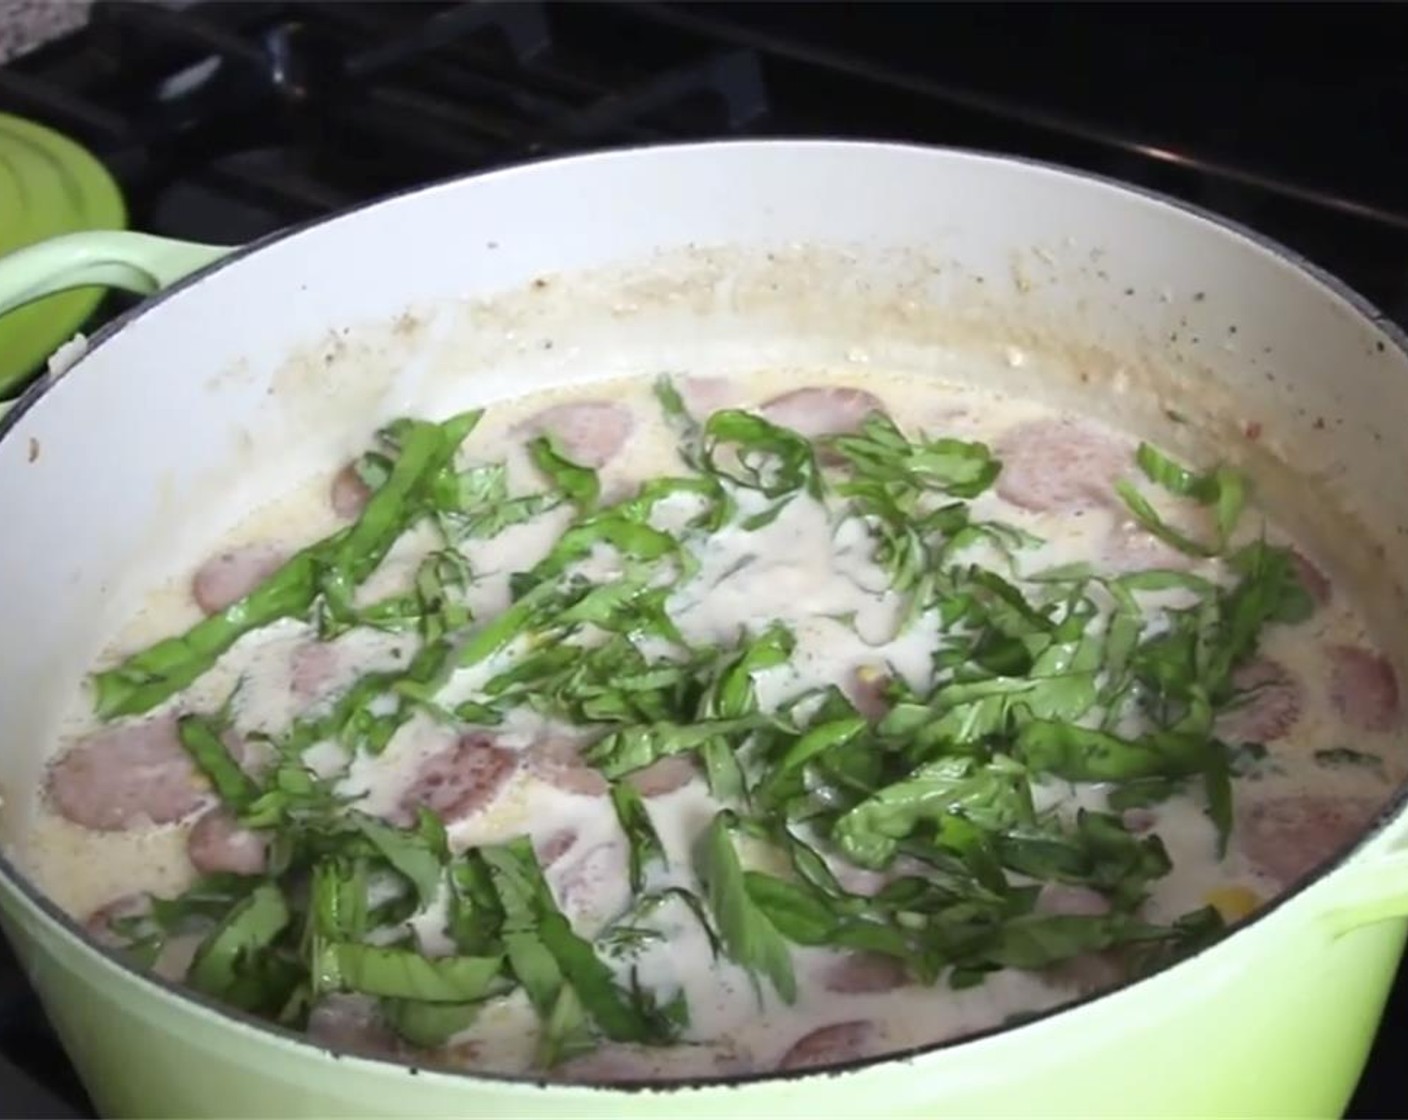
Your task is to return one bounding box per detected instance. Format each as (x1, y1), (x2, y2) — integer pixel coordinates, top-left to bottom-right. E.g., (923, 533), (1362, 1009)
(2, 136), (1407, 1094)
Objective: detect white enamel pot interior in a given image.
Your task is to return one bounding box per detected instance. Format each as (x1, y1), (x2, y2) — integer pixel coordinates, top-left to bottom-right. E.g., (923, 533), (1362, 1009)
(2, 141), (1408, 1118)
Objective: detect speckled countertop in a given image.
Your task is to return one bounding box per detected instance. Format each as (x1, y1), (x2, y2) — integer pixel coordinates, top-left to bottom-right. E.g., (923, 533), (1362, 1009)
(0, 0), (92, 65)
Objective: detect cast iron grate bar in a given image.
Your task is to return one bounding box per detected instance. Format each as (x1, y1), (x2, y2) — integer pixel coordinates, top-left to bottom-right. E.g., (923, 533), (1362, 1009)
(0, 67), (131, 143)
(343, 2), (551, 81)
(529, 47), (767, 150)
(191, 156), (358, 219)
(626, 2), (1408, 234)
(306, 1), (619, 103)
(91, 0), (270, 70)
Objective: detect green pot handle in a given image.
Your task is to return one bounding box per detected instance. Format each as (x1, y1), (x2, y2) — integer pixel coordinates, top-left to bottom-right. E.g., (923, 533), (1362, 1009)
(0, 231), (233, 422)
(0, 231), (231, 319)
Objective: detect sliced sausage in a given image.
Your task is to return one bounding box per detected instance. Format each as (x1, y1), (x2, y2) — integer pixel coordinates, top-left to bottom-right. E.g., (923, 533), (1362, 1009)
(1328, 645), (1401, 733)
(821, 952), (907, 995)
(394, 733), (518, 826)
(842, 666), (892, 722)
(1100, 518), (1197, 574)
(1289, 548), (1332, 607)
(48, 713), (209, 831)
(555, 1042), (750, 1082)
(760, 386), (885, 440)
(1239, 794), (1383, 885)
(1037, 885), (1110, 917)
(84, 893), (152, 947)
(993, 417), (1134, 513)
(1032, 887), (1121, 995)
(519, 400), (634, 469)
(777, 1021), (876, 1072)
(679, 376), (743, 420)
(290, 641), (340, 703)
(192, 543), (287, 615)
(308, 994), (401, 1059)
(534, 828), (579, 869)
(186, 807), (269, 876)
(552, 1047), (652, 1084)
(232, 733), (274, 782)
(420, 1039), (483, 1072)
(84, 894), (202, 979)
(624, 755), (697, 798)
(553, 841), (630, 920)
(330, 462), (374, 520)
(1040, 951), (1126, 996)
(831, 863), (889, 898)
(527, 737), (609, 798)
(1215, 658), (1303, 744)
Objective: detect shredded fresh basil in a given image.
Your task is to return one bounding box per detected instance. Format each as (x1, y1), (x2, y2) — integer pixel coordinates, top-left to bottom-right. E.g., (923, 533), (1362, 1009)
(92, 376), (1325, 1070)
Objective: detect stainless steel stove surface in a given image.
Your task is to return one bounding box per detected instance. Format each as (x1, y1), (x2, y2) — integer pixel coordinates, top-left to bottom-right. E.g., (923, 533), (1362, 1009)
(2, 4), (1407, 1116)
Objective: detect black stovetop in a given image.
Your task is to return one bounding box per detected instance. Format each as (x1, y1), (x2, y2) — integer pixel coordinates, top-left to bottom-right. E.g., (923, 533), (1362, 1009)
(3, 4), (1408, 1116)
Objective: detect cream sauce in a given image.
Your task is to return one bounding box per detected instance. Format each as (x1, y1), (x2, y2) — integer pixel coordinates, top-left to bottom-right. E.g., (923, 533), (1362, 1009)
(16, 368), (1405, 1080)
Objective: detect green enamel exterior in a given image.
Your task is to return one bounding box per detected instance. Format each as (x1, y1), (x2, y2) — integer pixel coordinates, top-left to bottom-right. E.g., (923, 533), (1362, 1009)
(1, 878), (1404, 1118)
(0, 114), (126, 395)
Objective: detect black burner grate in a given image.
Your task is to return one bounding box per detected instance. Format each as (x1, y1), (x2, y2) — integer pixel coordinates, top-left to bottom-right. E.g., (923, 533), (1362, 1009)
(1, 3), (1407, 1116)
(0, 1), (777, 240)
(3, 2), (1406, 304)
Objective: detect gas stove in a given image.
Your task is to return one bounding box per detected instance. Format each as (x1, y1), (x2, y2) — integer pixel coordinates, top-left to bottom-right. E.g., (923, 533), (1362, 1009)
(2, 4), (1407, 1115)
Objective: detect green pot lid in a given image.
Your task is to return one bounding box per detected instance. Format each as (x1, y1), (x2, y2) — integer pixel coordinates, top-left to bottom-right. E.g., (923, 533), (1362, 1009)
(0, 112), (126, 397)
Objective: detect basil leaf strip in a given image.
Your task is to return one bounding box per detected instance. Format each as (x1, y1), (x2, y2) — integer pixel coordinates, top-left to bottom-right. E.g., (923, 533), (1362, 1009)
(93, 412), (482, 719)
(694, 810), (796, 1003)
